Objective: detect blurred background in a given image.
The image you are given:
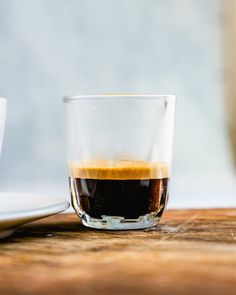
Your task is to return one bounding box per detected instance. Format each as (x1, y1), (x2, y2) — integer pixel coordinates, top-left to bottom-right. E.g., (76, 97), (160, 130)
(0, 0), (235, 208)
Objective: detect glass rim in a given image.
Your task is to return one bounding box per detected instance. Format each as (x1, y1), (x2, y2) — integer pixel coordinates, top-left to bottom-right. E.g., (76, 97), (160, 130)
(63, 94), (176, 102)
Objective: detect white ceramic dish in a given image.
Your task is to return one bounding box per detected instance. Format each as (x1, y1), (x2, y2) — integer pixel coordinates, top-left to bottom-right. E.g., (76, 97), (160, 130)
(0, 192), (70, 239)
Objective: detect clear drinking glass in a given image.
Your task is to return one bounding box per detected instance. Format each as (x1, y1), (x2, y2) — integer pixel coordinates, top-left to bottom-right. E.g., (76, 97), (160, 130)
(63, 94), (176, 230)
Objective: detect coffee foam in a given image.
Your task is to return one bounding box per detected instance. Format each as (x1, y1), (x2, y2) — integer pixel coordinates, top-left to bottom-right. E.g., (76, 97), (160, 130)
(68, 160), (169, 180)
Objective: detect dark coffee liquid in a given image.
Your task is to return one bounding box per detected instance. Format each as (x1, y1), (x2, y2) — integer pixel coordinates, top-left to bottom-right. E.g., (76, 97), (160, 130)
(69, 177), (169, 219)
(69, 161), (169, 220)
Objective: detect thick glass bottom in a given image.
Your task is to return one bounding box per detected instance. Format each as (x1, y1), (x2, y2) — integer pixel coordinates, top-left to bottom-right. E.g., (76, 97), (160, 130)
(78, 211), (160, 230)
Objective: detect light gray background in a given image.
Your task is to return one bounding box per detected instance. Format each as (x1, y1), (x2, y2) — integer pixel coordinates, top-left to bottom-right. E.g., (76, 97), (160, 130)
(0, 0), (235, 208)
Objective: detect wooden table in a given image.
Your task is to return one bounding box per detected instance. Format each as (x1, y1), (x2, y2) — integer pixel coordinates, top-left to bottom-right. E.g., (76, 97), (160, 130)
(1, 209), (236, 295)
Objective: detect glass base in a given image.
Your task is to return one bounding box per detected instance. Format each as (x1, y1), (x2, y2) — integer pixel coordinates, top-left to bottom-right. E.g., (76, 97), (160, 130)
(79, 212), (160, 230)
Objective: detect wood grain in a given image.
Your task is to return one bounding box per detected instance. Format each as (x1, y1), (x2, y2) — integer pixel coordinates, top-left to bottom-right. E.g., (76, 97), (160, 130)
(1, 209), (236, 295)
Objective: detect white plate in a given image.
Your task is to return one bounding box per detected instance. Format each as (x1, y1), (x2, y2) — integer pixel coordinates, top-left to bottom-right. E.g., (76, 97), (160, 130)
(0, 192), (70, 239)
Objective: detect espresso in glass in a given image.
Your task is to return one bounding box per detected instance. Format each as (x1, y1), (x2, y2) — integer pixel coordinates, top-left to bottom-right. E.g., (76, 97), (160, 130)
(69, 160), (169, 228)
(63, 94), (175, 229)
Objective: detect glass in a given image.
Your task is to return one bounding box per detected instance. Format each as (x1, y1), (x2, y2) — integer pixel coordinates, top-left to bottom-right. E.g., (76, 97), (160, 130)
(63, 94), (176, 230)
